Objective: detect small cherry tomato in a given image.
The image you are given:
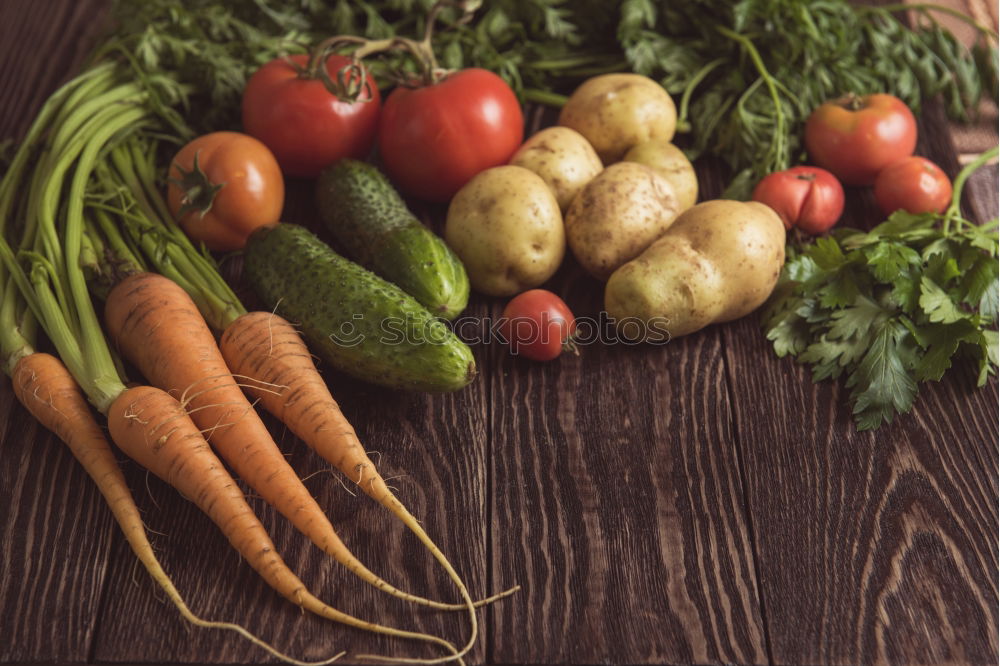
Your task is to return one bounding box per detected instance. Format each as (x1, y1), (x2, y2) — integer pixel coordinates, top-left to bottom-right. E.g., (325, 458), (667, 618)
(751, 166), (845, 234)
(500, 289), (576, 362)
(378, 68), (524, 202)
(242, 54), (381, 178)
(804, 93), (918, 186)
(874, 156), (953, 216)
(167, 131), (284, 252)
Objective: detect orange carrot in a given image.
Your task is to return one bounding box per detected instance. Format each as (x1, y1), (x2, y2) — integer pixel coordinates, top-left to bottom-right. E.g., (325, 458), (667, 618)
(11, 352), (341, 666)
(106, 382), (461, 658)
(219, 311), (474, 586)
(102, 272), (461, 609)
(219, 311), (520, 660)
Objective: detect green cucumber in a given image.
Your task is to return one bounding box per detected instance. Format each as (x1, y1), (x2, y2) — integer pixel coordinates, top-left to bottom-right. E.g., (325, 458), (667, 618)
(316, 159), (469, 319)
(243, 224), (476, 393)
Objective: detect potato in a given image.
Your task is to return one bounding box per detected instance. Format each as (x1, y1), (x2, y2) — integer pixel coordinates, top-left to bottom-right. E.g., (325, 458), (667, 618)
(565, 162), (679, 280)
(509, 127), (603, 212)
(558, 73), (677, 164)
(623, 140), (698, 212)
(445, 165), (564, 297)
(604, 200), (785, 340)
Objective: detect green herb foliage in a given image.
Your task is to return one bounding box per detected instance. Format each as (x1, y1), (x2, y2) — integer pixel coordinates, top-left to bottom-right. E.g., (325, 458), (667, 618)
(763, 149), (999, 431)
(100, 0), (995, 198)
(616, 0), (997, 197)
(102, 0), (618, 136)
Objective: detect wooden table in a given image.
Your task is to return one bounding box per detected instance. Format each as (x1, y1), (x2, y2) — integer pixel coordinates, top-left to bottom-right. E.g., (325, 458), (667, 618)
(2, 2), (997, 664)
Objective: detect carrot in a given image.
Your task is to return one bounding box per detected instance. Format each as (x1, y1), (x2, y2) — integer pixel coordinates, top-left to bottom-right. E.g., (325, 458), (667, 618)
(10, 353), (342, 666)
(105, 382), (461, 658)
(0, 67), (461, 663)
(91, 136), (516, 661)
(219, 311), (518, 620)
(102, 271), (468, 611)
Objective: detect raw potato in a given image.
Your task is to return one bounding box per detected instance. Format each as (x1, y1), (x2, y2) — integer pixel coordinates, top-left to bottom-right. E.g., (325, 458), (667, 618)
(509, 127), (603, 211)
(605, 200), (785, 340)
(623, 140), (698, 212)
(558, 73), (677, 164)
(565, 162), (679, 280)
(445, 165), (564, 297)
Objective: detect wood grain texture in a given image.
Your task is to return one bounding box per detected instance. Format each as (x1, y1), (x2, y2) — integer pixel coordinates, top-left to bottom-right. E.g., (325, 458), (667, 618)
(719, 103), (999, 666)
(0, 383), (118, 663)
(487, 298), (768, 664)
(0, 1), (998, 665)
(0, 2), (116, 663)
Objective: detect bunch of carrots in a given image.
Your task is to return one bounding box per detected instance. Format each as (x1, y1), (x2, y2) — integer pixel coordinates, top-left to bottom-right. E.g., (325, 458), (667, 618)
(0, 51), (512, 666)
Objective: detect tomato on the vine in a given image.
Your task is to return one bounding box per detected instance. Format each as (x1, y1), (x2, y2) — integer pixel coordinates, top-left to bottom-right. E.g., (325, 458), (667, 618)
(751, 166), (845, 234)
(501, 289), (577, 362)
(804, 93), (917, 186)
(874, 156), (953, 216)
(166, 131), (284, 252)
(378, 68), (524, 202)
(242, 54), (381, 179)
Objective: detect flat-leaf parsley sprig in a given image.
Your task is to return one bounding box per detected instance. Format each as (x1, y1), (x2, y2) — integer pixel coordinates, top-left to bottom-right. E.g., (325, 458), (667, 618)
(763, 147), (999, 430)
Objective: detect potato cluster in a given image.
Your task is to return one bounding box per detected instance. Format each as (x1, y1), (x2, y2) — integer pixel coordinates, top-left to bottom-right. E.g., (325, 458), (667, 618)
(444, 73), (785, 338)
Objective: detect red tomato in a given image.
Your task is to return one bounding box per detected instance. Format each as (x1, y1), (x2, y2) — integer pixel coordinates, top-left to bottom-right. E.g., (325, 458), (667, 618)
(378, 68), (524, 202)
(501, 289), (576, 362)
(874, 156), (953, 216)
(751, 166), (845, 234)
(804, 93), (918, 186)
(242, 54), (381, 178)
(167, 131), (284, 252)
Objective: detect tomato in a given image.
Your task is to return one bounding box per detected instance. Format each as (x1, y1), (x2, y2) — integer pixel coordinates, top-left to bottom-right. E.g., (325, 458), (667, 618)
(167, 131), (284, 252)
(804, 93), (918, 186)
(242, 54), (381, 178)
(751, 166), (845, 234)
(500, 289), (576, 362)
(378, 68), (524, 202)
(874, 156), (953, 216)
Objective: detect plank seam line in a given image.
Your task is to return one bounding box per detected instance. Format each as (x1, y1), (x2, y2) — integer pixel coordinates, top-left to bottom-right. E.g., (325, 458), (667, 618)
(485, 335), (496, 665)
(718, 329), (776, 666)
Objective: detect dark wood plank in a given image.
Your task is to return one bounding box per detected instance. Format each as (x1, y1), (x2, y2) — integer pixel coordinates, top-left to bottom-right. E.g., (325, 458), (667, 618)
(0, 0), (108, 141)
(0, 382), (119, 664)
(487, 255), (768, 664)
(0, 2), (117, 663)
(720, 101), (999, 665)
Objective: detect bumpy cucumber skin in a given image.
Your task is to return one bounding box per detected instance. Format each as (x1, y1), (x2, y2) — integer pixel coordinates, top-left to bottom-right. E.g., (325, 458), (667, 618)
(316, 159), (469, 319)
(243, 224), (476, 393)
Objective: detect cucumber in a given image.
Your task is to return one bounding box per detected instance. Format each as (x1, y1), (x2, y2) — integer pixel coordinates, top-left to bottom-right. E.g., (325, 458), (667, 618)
(315, 159), (469, 319)
(243, 224), (476, 393)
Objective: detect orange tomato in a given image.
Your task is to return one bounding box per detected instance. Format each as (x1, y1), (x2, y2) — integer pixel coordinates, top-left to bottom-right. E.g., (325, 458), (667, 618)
(167, 131), (284, 252)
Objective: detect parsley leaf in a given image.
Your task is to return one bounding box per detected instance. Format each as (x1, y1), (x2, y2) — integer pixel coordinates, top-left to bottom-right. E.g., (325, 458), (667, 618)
(763, 149), (999, 430)
(919, 276), (966, 324)
(847, 320), (918, 430)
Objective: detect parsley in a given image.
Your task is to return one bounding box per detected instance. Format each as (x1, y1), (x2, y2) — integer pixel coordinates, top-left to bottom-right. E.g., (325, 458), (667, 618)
(763, 148), (1000, 430)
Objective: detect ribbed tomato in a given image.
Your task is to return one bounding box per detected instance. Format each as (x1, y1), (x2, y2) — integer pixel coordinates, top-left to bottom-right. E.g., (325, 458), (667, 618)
(751, 166), (845, 234)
